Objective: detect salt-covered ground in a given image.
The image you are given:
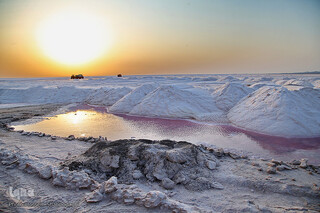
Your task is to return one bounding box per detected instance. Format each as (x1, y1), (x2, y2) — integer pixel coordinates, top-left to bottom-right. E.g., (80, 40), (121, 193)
(0, 101), (319, 212)
(1, 74), (319, 137)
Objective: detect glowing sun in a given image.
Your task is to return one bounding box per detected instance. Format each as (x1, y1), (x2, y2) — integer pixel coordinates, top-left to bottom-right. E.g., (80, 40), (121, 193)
(36, 10), (112, 65)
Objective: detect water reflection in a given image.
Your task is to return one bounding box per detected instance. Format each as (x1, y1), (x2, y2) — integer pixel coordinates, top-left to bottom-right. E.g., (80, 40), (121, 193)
(63, 111), (89, 124)
(13, 108), (320, 164)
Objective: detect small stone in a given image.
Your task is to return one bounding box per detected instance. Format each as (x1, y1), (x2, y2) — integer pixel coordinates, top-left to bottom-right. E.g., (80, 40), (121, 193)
(267, 162), (276, 167)
(211, 181), (224, 190)
(281, 165), (292, 170)
(161, 178), (175, 190)
(51, 136), (57, 140)
(85, 190), (104, 203)
(206, 160), (217, 170)
(229, 153), (240, 159)
(104, 176), (118, 193)
(67, 135), (75, 141)
(214, 148), (224, 157)
(291, 178), (296, 181)
(123, 198), (135, 205)
(271, 159), (281, 165)
(300, 159), (308, 169)
(38, 165), (52, 179)
(291, 160), (301, 165)
(24, 163), (38, 174)
(132, 170), (143, 179)
(31, 132), (39, 136)
(143, 191), (167, 208)
(276, 165), (285, 171)
(267, 166), (276, 174)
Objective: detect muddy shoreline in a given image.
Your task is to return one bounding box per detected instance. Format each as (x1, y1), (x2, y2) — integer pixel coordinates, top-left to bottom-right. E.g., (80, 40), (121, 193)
(0, 104), (319, 212)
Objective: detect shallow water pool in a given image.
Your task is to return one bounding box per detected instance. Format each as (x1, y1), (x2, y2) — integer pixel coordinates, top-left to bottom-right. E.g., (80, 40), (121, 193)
(13, 105), (320, 164)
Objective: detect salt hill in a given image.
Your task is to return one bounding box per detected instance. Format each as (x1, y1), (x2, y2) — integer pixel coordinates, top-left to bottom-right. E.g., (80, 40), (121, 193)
(228, 86), (320, 137)
(130, 85), (226, 122)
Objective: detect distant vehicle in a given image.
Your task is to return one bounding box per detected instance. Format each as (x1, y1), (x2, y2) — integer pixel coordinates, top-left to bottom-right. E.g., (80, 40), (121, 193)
(117, 74), (122, 77)
(71, 74), (84, 79)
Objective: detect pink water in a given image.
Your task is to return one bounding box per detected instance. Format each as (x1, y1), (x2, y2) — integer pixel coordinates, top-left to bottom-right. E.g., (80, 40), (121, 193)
(13, 105), (320, 164)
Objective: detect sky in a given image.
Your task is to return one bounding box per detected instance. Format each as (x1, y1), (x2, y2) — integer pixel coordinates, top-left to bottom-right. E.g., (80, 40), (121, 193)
(0, 0), (319, 77)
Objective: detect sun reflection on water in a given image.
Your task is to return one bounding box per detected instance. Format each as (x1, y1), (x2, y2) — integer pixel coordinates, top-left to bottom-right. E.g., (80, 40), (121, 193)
(61, 110), (90, 124)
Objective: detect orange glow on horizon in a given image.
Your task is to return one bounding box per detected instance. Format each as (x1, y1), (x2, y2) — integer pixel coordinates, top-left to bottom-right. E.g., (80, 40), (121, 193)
(0, 0), (319, 77)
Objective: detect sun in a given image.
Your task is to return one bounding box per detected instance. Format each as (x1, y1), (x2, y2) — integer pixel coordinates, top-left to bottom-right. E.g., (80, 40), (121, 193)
(36, 10), (112, 66)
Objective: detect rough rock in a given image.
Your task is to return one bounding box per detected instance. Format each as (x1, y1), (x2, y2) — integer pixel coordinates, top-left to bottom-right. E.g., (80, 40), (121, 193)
(99, 176), (198, 212)
(38, 165), (52, 179)
(52, 167), (93, 189)
(63, 139), (222, 191)
(166, 149), (189, 163)
(143, 191), (167, 208)
(161, 178), (175, 190)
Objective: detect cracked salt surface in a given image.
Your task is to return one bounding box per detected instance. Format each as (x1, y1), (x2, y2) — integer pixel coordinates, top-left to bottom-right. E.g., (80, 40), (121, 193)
(12, 105), (320, 164)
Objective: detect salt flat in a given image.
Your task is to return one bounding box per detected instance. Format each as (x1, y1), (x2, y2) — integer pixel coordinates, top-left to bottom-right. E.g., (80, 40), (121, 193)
(0, 75), (320, 212)
(1, 74), (319, 137)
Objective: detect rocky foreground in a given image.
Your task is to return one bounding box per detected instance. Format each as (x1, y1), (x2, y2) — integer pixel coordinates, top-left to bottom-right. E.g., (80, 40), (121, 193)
(0, 105), (319, 212)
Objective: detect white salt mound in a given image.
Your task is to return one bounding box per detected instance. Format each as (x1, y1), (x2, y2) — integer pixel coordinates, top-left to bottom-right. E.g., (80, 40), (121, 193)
(283, 79), (314, 88)
(109, 84), (157, 113)
(0, 86), (91, 104)
(228, 86), (320, 137)
(213, 82), (254, 111)
(85, 87), (132, 106)
(313, 79), (320, 88)
(130, 85), (225, 122)
(217, 76), (239, 82)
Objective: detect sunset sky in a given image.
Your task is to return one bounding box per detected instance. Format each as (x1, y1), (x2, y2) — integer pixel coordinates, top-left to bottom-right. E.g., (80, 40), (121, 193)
(0, 0), (319, 77)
